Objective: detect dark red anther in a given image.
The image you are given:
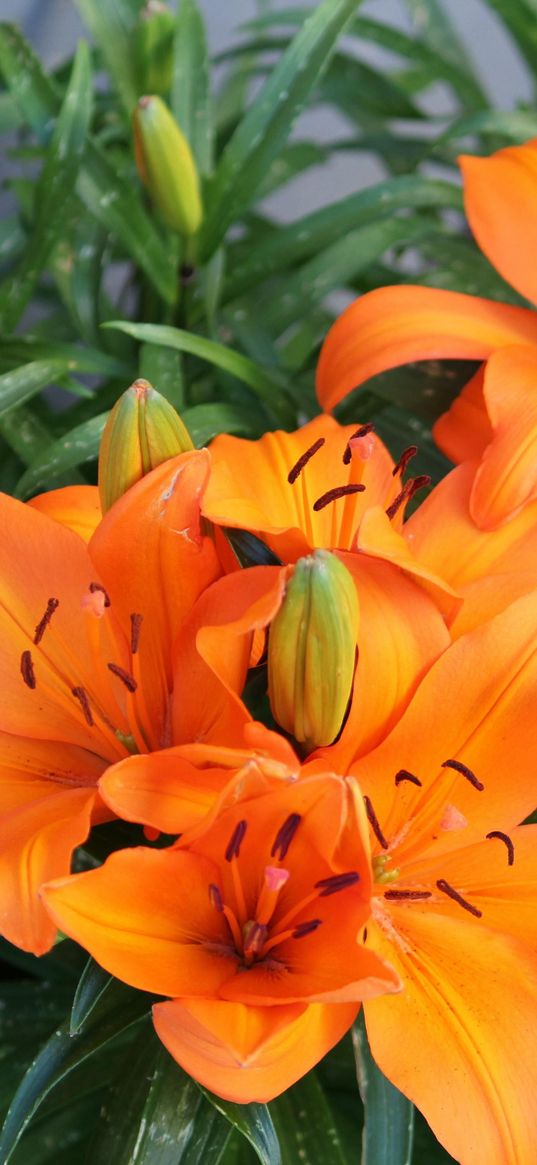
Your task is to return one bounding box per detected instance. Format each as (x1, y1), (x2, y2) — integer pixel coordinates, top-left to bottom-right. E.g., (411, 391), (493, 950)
(386, 475), (430, 520)
(33, 597), (59, 645)
(342, 423), (375, 465)
(384, 889), (432, 901)
(288, 437), (325, 484)
(293, 918), (323, 938)
(130, 613), (143, 655)
(394, 769), (422, 787)
(486, 831), (515, 866)
(20, 650), (36, 690)
(209, 883), (224, 912)
(89, 581), (111, 607)
(271, 813), (302, 861)
(314, 871), (360, 896)
(441, 759), (484, 791)
(71, 686), (94, 727)
(313, 483), (366, 511)
(364, 794), (388, 850)
(225, 819), (247, 862)
(107, 662), (137, 693)
(392, 445), (418, 477)
(436, 879), (482, 918)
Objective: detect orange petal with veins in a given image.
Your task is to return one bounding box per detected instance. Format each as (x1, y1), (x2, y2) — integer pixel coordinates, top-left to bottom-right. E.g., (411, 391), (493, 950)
(461, 138), (537, 307)
(316, 285), (537, 412)
(153, 998), (360, 1102)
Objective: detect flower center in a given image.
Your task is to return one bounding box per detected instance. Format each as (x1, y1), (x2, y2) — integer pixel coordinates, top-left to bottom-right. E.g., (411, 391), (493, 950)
(208, 813), (360, 969)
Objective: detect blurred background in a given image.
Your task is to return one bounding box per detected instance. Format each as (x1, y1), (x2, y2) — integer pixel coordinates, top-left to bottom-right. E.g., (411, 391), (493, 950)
(2, 0), (533, 219)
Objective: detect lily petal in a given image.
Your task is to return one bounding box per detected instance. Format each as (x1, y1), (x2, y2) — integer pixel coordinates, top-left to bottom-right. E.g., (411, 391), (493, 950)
(153, 998), (359, 1103)
(350, 592), (537, 859)
(316, 286), (537, 412)
(89, 451), (221, 750)
(365, 909), (537, 1165)
(0, 780), (99, 954)
(100, 750), (235, 833)
(29, 486), (102, 542)
(43, 847), (238, 997)
(433, 366), (493, 464)
(406, 460), (537, 635)
(470, 345), (537, 528)
(461, 139), (537, 307)
(204, 415), (396, 560)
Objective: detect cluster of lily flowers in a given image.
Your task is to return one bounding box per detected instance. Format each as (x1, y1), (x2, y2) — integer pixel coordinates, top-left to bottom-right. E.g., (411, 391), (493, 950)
(3, 136), (537, 1165)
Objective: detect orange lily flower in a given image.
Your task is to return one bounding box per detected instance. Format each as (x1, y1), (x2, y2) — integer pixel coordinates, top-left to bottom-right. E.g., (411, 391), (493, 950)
(0, 450), (231, 954)
(202, 413), (453, 763)
(43, 761), (399, 1102)
(338, 591), (537, 1165)
(316, 137), (537, 528)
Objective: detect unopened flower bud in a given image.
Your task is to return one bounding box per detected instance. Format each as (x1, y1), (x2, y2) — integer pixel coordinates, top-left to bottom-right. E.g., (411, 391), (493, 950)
(133, 95), (203, 237)
(134, 2), (174, 97)
(98, 378), (194, 512)
(268, 550), (359, 750)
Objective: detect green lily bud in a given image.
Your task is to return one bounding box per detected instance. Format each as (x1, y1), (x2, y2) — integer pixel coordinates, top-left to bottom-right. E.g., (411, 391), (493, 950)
(98, 378), (194, 512)
(133, 95), (203, 237)
(134, 2), (175, 97)
(268, 550), (359, 751)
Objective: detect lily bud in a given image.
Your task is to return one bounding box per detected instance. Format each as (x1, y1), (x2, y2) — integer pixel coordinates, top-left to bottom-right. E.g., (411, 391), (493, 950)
(133, 95), (203, 237)
(98, 378), (194, 512)
(134, 2), (174, 97)
(268, 550), (359, 750)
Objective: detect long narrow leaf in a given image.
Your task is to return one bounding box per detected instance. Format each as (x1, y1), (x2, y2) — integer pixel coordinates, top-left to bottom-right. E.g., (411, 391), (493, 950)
(105, 321), (295, 424)
(353, 1015), (414, 1165)
(172, 0), (213, 174)
(200, 0), (362, 258)
(16, 412), (109, 498)
(73, 0), (140, 113)
(0, 42), (93, 332)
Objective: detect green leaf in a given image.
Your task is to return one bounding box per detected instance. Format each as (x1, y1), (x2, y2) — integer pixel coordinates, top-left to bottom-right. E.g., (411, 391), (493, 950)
(0, 358), (70, 418)
(0, 25), (177, 305)
(172, 0), (213, 175)
(0, 337), (128, 377)
(200, 0), (362, 258)
(73, 0), (139, 113)
(182, 402), (261, 445)
(439, 107), (537, 145)
(105, 321), (295, 424)
(484, 0), (537, 79)
(404, 0), (484, 87)
(320, 53), (423, 122)
(90, 1026), (232, 1165)
(0, 23), (60, 137)
(16, 412), (109, 498)
(0, 978), (154, 1164)
(70, 958), (115, 1035)
(250, 215), (438, 334)
(353, 1015), (414, 1165)
(75, 142), (178, 305)
(0, 42), (93, 332)
(269, 1070), (356, 1165)
(201, 1089), (281, 1165)
(223, 175), (461, 301)
(139, 341), (185, 410)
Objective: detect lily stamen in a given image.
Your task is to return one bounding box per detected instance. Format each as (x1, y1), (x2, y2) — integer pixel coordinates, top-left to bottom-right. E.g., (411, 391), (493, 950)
(287, 437), (326, 484)
(342, 423), (375, 465)
(107, 662), (138, 693)
(271, 813), (302, 860)
(20, 649), (36, 690)
(313, 483), (366, 512)
(71, 685), (94, 727)
(384, 889), (432, 901)
(486, 830), (515, 865)
(441, 758), (484, 791)
(33, 597), (59, 646)
(89, 581), (111, 607)
(394, 769), (422, 787)
(314, 872), (360, 896)
(364, 794), (389, 850)
(130, 612), (143, 655)
(255, 866), (290, 926)
(436, 878), (482, 918)
(392, 445), (418, 477)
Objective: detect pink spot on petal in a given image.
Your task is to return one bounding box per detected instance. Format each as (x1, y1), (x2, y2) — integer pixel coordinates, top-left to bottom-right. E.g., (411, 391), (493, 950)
(440, 804), (468, 832)
(351, 434), (376, 461)
(81, 590), (106, 618)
